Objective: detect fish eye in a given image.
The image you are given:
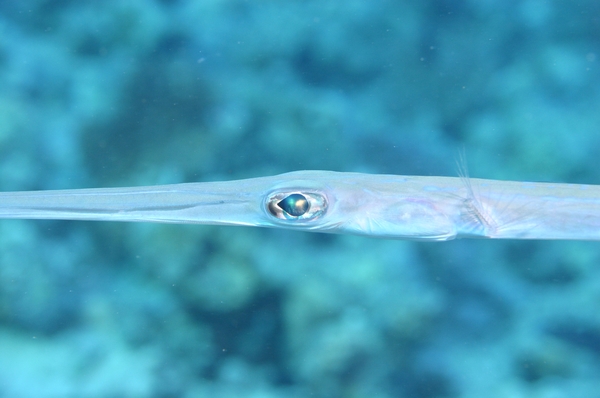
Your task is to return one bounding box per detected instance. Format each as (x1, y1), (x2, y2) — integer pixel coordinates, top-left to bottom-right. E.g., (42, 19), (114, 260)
(266, 191), (327, 221)
(278, 193), (309, 216)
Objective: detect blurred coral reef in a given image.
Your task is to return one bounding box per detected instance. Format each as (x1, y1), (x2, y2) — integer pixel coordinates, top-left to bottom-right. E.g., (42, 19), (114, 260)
(0, 0), (599, 397)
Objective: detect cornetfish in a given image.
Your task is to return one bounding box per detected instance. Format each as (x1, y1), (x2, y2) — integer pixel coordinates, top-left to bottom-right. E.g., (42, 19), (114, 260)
(0, 170), (599, 241)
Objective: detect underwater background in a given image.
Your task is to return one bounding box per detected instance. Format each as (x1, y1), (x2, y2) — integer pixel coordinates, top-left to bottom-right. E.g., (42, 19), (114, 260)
(0, 1), (599, 397)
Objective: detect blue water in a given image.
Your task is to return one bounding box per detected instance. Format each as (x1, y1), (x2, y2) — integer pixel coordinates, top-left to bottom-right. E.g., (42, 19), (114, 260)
(0, 1), (599, 396)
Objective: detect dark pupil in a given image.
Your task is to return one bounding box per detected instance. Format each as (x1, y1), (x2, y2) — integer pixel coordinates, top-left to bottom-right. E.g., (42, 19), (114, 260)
(277, 194), (309, 217)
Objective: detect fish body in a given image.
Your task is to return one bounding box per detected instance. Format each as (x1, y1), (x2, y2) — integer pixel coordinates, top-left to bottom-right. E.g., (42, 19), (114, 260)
(1, 170), (599, 241)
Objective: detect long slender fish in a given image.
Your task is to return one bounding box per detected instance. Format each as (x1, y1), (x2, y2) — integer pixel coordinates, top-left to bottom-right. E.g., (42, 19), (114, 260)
(0, 170), (599, 241)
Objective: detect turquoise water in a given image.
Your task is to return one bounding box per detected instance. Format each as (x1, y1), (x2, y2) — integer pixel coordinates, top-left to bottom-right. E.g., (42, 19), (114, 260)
(0, 1), (599, 396)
